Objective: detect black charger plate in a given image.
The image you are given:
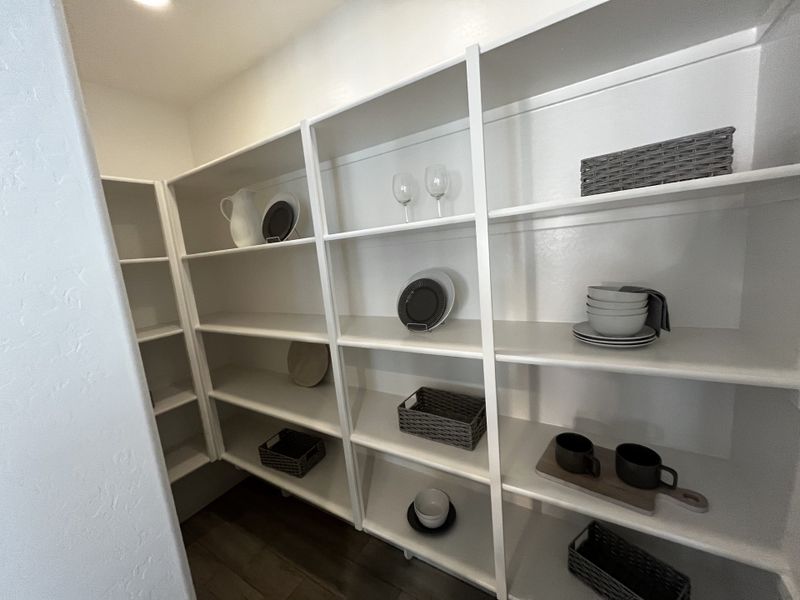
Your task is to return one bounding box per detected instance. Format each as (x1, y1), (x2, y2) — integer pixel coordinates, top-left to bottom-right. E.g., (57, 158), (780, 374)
(406, 501), (457, 534)
(397, 278), (447, 331)
(262, 200), (295, 242)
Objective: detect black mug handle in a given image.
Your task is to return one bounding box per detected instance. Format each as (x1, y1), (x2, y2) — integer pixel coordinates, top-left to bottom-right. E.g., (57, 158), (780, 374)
(660, 465), (678, 489)
(584, 455), (601, 478)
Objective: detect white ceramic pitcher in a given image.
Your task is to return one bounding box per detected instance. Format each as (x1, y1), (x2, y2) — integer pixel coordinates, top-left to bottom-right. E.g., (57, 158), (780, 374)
(219, 189), (264, 247)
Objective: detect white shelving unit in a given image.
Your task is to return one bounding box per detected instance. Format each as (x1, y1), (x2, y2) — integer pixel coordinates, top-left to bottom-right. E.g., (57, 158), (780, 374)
(148, 1), (800, 598)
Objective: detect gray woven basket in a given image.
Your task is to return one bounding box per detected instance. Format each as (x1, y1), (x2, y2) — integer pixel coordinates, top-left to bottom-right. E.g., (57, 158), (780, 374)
(397, 387), (486, 451)
(581, 127), (735, 196)
(568, 522), (690, 600)
(258, 428), (326, 478)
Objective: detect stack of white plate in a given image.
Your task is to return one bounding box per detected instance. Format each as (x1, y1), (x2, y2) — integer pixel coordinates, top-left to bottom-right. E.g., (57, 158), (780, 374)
(573, 286), (656, 348)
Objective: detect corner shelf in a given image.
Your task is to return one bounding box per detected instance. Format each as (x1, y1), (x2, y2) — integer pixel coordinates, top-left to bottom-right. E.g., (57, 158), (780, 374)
(494, 321), (800, 389)
(338, 316), (482, 359)
(349, 387), (490, 484)
(499, 417), (789, 574)
(136, 321), (183, 344)
(209, 365), (340, 437)
(196, 312), (328, 343)
(182, 237), (316, 261)
(488, 164), (800, 223)
(324, 213), (476, 242)
(165, 436), (209, 483)
(152, 382), (197, 416)
(221, 414), (352, 522)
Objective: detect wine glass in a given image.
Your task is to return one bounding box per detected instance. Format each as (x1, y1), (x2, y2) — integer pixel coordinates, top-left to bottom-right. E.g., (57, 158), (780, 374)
(425, 164), (449, 217)
(392, 172), (416, 223)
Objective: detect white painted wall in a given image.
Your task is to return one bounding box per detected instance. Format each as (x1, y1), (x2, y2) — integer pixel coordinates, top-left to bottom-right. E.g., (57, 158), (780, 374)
(0, 2), (192, 598)
(81, 81), (195, 180)
(186, 0), (595, 164)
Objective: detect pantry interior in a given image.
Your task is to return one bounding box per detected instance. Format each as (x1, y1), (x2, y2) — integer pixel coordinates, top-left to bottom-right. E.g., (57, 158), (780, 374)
(71, 0), (800, 598)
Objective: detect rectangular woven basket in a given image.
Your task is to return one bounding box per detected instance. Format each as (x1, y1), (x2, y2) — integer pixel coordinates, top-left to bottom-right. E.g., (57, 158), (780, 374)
(258, 428), (326, 478)
(397, 387), (486, 451)
(581, 127), (735, 196)
(568, 522), (691, 600)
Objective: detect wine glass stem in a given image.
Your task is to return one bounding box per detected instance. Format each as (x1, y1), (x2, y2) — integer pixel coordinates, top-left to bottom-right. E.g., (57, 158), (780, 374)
(436, 198), (442, 218)
(404, 205), (409, 223)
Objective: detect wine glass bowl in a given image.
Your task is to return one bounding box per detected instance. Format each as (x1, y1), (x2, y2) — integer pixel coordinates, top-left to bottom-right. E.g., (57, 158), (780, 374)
(425, 164), (449, 217)
(392, 172), (416, 223)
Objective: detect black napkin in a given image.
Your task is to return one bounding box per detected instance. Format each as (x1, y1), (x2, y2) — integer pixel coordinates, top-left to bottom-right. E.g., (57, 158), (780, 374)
(620, 286), (670, 337)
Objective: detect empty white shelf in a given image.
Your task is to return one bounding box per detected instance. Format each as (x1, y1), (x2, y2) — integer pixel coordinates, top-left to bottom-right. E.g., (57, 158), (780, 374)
(360, 452), (496, 592)
(494, 321), (800, 389)
(120, 256), (169, 265)
(183, 237), (315, 260)
(338, 316), (482, 359)
(349, 387), (490, 484)
(500, 417), (789, 574)
(325, 213), (476, 242)
(165, 436), (209, 483)
(210, 365), (341, 437)
(488, 164), (800, 223)
(196, 312), (328, 343)
(221, 414), (352, 522)
(152, 381), (197, 416)
(136, 321), (183, 343)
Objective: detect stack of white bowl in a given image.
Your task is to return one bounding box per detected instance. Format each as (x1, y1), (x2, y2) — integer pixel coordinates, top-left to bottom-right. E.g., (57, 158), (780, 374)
(587, 286), (649, 336)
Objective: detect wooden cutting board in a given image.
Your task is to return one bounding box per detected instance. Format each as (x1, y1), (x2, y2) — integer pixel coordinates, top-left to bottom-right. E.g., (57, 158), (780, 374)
(535, 437), (709, 514)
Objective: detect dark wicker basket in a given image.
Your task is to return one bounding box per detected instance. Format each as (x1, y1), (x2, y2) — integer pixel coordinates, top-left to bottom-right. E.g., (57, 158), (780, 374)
(581, 127), (735, 196)
(397, 387), (486, 450)
(568, 522), (691, 600)
(258, 429), (326, 478)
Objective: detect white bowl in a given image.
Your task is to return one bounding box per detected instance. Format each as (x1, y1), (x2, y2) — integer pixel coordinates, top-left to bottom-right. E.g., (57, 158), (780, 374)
(586, 305), (648, 317)
(586, 297), (647, 310)
(588, 312), (647, 336)
(587, 286), (648, 303)
(414, 488), (450, 529)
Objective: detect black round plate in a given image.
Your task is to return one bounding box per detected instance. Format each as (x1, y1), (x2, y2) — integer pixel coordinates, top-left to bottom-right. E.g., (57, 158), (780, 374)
(406, 501), (456, 534)
(397, 278), (447, 330)
(263, 200), (295, 242)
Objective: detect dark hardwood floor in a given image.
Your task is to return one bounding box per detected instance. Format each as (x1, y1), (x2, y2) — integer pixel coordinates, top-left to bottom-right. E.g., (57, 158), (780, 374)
(181, 477), (494, 600)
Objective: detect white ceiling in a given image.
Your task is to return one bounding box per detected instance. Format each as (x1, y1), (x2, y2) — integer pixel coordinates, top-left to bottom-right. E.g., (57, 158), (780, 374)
(63, 0), (344, 106)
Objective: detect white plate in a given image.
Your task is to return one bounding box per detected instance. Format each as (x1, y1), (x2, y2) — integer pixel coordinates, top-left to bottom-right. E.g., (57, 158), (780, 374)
(573, 332), (655, 345)
(572, 321), (655, 341)
(574, 336), (656, 349)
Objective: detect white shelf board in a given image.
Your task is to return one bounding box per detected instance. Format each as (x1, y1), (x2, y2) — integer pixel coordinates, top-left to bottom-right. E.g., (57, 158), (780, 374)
(494, 321), (800, 389)
(196, 312), (328, 343)
(489, 165), (800, 224)
(136, 321), (183, 344)
(500, 417), (789, 574)
(165, 436), (209, 483)
(338, 316), (482, 359)
(325, 214), (475, 242)
(221, 414), (352, 522)
(152, 382), (197, 417)
(209, 365), (341, 438)
(503, 504), (597, 600)
(183, 237), (315, 261)
(349, 387), (490, 484)
(360, 453), (496, 592)
(120, 256), (169, 265)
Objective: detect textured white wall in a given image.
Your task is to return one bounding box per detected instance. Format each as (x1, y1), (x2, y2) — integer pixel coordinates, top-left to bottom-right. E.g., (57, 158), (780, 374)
(81, 81), (195, 180)
(0, 2), (193, 598)
(187, 0), (594, 164)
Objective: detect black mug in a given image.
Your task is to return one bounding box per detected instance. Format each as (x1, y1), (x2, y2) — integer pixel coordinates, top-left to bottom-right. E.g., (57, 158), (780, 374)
(555, 433), (601, 477)
(615, 443), (677, 490)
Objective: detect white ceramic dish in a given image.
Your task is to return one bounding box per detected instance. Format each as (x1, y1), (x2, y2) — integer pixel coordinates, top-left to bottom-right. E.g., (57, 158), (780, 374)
(413, 488), (450, 529)
(586, 305), (648, 317)
(574, 335), (656, 349)
(573, 322), (655, 341)
(586, 297), (648, 310)
(587, 286), (648, 303)
(588, 312), (648, 336)
(398, 269), (455, 332)
(263, 191), (301, 241)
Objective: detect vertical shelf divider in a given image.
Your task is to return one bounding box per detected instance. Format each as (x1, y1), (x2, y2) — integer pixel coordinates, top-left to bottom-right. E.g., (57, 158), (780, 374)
(156, 181), (224, 460)
(301, 119), (365, 528)
(466, 44), (508, 600)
